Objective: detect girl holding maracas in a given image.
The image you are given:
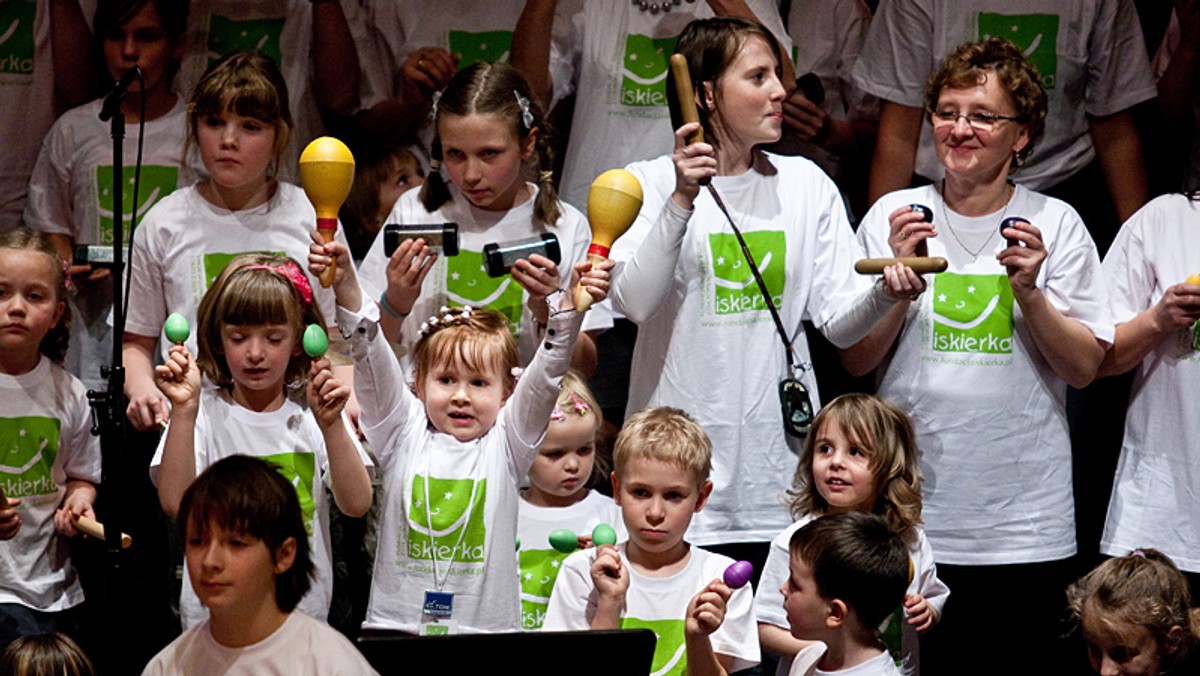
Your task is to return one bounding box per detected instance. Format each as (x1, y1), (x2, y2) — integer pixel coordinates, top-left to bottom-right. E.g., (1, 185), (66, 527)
(610, 18), (912, 567)
(151, 253), (372, 630)
(122, 52), (349, 431)
(355, 62), (593, 376)
(516, 371), (624, 631)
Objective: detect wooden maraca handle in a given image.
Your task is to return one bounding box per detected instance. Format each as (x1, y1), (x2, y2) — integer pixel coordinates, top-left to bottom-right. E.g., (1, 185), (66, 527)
(669, 54), (704, 144)
(573, 253), (606, 312)
(318, 228), (336, 288)
(854, 257), (949, 275)
(73, 515), (131, 549)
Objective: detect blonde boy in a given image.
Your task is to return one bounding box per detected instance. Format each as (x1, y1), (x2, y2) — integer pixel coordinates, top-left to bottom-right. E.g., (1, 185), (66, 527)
(543, 407), (759, 676)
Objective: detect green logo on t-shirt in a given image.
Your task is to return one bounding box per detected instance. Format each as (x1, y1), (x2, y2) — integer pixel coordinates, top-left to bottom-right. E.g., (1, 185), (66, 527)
(262, 452), (317, 537)
(621, 34), (676, 107)
(96, 165), (179, 245)
(0, 1), (35, 76)
(978, 13), (1059, 89)
(931, 273), (1014, 354)
(201, 251), (286, 290)
(0, 417), (61, 500)
(207, 15), (285, 67)
(444, 250), (524, 336)
(621, 617), (687, 676)
(448, 30), (512, 68)
(406, 474), (488, 563)
(709, 231), (786, 315)
(879, 605), (905, 668)
(519, 548), (568, 629)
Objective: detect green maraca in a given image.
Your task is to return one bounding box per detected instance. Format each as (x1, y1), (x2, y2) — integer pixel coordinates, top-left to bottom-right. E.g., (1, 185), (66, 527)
(302, 323), (328, 358)
(164, 312), (190, 345)
(591, 523), (618, 547)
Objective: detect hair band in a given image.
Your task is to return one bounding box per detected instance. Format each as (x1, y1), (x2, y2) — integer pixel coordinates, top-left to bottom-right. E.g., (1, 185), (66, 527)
(1131, 549), (1147, 558)
(539, 170), (554, 183)
(245, 261), (314, 305)
(61, 257), (74, 294)
(428, 89), (443, 123)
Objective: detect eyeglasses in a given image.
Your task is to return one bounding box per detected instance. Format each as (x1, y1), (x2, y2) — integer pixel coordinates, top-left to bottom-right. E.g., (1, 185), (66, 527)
(930, 110), (1022, 132)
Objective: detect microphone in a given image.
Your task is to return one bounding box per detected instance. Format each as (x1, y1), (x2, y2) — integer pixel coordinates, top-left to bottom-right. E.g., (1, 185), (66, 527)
(98, 67), (141, 122)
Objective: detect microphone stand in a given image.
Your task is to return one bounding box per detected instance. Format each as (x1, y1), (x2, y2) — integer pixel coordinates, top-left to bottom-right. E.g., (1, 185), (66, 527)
(89, 67), (139, 670)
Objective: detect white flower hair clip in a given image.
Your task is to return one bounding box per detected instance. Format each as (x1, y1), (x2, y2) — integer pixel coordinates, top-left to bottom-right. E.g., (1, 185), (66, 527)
(513, 90), (534, 131)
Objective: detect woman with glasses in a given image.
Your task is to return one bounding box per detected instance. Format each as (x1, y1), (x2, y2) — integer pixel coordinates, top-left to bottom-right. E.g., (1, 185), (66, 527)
(842, 38), (1112, 670)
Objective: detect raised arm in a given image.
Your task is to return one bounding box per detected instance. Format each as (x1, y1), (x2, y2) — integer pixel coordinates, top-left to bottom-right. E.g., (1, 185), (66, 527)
(1089, 110), (1150, 224)
(309, 357), (373, 517)
(50, 0), (103, 107)
(311, 0), (360, 118)
(512, 0), (558, 104)
(868, 102), (923, 205)
(152, 345), (202, 517)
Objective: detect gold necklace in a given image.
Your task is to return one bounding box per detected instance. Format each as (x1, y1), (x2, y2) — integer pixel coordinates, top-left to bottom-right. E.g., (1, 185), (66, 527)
(939, 181), (1013, 263)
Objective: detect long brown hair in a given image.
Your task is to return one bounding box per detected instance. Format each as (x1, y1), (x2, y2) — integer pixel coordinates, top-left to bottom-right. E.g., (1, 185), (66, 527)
(420, 62), (561, 226)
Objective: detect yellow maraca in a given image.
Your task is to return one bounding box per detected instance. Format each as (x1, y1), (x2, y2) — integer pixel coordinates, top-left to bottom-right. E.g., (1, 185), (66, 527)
(299, 137), (355, 288)
(575, 169), (643, 311)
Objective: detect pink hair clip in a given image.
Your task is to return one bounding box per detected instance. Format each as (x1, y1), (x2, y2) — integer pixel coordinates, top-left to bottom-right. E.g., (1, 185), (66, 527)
(550, 407), (567, 422)
(60, 257), (74, 294)
(569, 392), (590, 415)
(246, 261), (314, 305)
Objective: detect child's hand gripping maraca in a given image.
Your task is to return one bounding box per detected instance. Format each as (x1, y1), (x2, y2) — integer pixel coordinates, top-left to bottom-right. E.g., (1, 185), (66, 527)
(574, 170), (642, 311)
(303, 324), (348, 430)
(300, 137), (355, 289)
(687, 560), (754, 639)
(153, 313), (200, 427)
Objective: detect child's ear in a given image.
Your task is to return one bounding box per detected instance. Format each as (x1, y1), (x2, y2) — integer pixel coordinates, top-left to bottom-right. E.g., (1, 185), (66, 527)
(610, 471), (621, 505)
(273, 536), (298, 575)
(693, 479), (714, 513)
(521, 127), (538, 161)
(1165, 624), (1186, 655)
(826, 598), (848, 629)
(700, 81), (715, 112)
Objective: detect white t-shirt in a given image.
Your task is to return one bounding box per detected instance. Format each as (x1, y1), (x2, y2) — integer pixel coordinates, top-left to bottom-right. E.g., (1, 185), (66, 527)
(123, 182), (342, 362)
(358, 2), (521, 110)
(24, 97), (189, 391)
(852, 0), (1156, 190)
(516, 489), (624, 631)
(0, 0), (96, 231)
(174, 0), (371, 181)
(857, 184), (1112, 564)
(756, 515), (949, 676)
(343, 301), (583, 634)
(547, 0), (792, 211)
(613, 153), (870, 546)
(150, 388), (369, 627)
(0, 358), (101, 612)
(141, 610), (379, 675)
(1099, 194), (1200, 571)
(543, 543), (760, 675)
(357, 184), (592, 376)
(782, 0), (875, 181)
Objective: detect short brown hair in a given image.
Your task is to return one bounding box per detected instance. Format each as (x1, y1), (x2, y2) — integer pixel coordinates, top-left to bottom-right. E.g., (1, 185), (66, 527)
(187, 51), (292, 173)
(196, 253), (326, 390)
(925, 38), (1048, 164)
(614, 407), (712, 485)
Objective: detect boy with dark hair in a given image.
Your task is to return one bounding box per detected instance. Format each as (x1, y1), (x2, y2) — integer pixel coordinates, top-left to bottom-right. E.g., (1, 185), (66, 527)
(782, 512), (908, 675)
(142, 456), (377, 675)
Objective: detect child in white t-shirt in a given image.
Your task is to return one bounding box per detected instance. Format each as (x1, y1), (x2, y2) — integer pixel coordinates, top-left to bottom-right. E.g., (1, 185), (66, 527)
(0, 230), (101, 653)
(517, 371), (622, 630)
(151, 253), (372, 627)
(757, 394), (948, 674)
(142, 455), (377, 675)
(780, 513), (909, 676)
(24, 0), (189, 392)
(543, 407), (759, 676)
(308, 228), (609, 635)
